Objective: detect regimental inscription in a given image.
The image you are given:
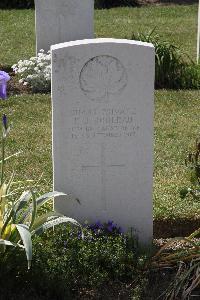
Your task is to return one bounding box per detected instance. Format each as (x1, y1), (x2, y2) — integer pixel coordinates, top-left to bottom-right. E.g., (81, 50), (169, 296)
(70, 107), (139, 139)
(79, 56), (128, 102)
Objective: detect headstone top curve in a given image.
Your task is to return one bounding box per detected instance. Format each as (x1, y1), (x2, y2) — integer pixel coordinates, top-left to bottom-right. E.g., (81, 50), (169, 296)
(51, 38), (155, 51)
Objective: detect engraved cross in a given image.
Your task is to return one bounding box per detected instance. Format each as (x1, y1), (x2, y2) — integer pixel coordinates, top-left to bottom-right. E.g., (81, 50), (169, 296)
(82, 144), (125, 210)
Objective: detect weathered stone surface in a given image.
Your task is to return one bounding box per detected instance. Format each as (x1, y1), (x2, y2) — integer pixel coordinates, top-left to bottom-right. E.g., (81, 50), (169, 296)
(35, 0), (94, 53)
(51, 38), (155, 243)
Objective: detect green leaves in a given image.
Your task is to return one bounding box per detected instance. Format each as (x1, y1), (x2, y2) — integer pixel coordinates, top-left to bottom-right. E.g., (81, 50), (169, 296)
(180, 188), (189, 199)
(0, 115), (80, 270)
(15, 224), (32, 269)
(36, 191), (66, 208)
(13, 191), (32, 222)
(0, 239), (24, 248)
(32, 216), (81, 237)
(132, 29), (200, 90)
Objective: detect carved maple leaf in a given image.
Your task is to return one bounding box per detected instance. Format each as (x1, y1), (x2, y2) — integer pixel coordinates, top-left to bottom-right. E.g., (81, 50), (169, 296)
(80, 56), (128, 101)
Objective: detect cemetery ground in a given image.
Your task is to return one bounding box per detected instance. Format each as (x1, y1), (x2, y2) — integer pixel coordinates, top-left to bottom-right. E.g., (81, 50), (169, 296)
(0, 4), (200, 300)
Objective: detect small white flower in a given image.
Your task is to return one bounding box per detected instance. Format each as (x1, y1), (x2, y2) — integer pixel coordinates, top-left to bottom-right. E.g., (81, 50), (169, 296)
(13, 51), (51, 92)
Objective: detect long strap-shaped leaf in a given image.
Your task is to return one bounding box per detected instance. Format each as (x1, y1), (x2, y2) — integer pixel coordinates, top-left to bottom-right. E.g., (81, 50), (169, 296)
(14, 191), (32, 216)
(1, 191), (32, 235)
(15, 224), (32, 269)
(18, 191), (67, 225)
(0, 239), (25, 248)
(32, 216), (81, 236)
(0, 151), (21, 165)
(29, 191), (37, 231)
(36, 191), (66, 208)
(6, 170), (15, 196)
(31, 211), (63, 231)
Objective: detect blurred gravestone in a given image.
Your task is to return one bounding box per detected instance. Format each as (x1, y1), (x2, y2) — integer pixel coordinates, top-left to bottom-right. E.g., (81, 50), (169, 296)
(51, 38), (155, 244)
(35, 0), (94, 53)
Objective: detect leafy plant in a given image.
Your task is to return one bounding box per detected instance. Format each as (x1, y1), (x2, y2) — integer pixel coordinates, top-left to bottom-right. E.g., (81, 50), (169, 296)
(132, 29), (200, 89)
(0, 222), (144, 299)
(0, 114), (81, 269)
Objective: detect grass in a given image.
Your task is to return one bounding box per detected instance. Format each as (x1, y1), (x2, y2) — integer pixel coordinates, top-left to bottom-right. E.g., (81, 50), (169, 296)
(154, 90), (200, 220)
(0, 5), (198, 66)
(95, 5), (198, 61)
(0, 5), (200, 225)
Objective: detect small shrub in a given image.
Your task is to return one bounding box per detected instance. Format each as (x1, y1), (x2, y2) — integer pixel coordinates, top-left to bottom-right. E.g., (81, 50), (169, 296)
(0, 98), (81, 268)
(12, 50), (51, 93)
(31, 223), (137, 287)
(0, 223), (141, 299)
(132, 30), (200, 89)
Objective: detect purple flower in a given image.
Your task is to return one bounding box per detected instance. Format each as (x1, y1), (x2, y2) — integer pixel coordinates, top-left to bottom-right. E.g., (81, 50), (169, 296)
(118, 227), (123, 234)
(107, 220), (113, 226)
(107, 220), (114, 232)
(95, 220), (103, 229)
(2, 114), (7, 130)
(0, 71), (10, 100)
(78, 231), (82, 239)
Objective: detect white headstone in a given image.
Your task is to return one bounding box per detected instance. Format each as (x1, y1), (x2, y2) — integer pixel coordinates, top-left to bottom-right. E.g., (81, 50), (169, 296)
(51, 38), (155, 244)
(35, 0), (94, 53)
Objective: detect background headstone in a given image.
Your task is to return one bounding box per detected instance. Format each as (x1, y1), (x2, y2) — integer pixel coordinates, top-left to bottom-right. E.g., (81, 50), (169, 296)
(51, 39), (155, 244)
(35, 0), (94, 53)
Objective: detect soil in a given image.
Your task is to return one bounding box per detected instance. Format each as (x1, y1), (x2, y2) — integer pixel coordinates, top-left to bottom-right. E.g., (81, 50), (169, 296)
(154, 218), (200, 238)
(0, 66), (31, 96)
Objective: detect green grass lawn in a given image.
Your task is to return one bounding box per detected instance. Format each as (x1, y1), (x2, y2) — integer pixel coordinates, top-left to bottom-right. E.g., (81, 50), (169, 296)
(0, 6), (200, 225)
(0, 5), (198, 66)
